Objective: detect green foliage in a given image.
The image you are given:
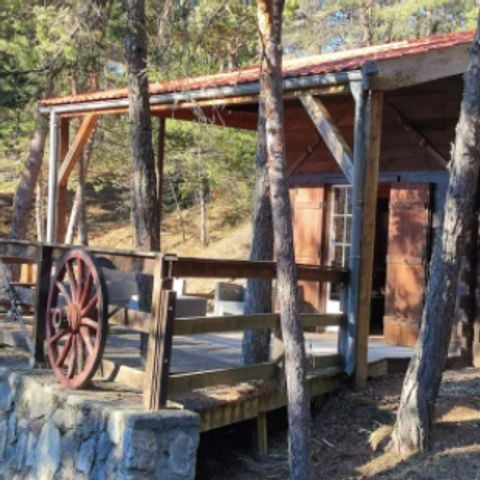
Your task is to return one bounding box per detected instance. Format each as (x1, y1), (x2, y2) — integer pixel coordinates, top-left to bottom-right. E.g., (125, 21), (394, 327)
(0, 0), (478, 225)
(284, 0), (478, 55)
(164, 120), (256, 223)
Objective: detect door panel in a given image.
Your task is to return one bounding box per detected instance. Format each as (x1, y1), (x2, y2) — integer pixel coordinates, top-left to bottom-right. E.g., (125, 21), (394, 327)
(291, 187), (325, 312)
(384, 183), (430, 346)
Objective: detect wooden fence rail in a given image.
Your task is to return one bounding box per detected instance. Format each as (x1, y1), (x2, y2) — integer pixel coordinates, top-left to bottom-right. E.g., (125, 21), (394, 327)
(0, 239), (349, 412)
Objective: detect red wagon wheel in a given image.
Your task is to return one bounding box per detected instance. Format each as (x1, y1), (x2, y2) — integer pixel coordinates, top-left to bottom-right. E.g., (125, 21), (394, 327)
(46, 249), (108, 389)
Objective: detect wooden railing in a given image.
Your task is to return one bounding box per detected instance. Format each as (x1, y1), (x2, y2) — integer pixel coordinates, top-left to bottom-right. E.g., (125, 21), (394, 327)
(0, 239), (349, 411)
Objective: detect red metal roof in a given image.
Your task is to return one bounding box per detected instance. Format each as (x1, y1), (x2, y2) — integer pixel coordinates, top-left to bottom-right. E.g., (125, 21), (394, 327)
(41, 30), (474, 107)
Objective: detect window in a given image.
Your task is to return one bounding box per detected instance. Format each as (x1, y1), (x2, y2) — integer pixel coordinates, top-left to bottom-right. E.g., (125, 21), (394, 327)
(329, 186), (352, 298)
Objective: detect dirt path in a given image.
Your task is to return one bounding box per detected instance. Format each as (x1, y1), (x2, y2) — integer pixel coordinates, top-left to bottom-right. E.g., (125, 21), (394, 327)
(198, 369), (480, 480)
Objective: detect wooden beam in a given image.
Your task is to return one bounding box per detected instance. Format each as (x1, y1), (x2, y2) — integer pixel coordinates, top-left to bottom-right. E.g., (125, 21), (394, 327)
(156, 118), (166, 248)
(32, 245), (53, 366)
(371, 43), (469, 91)
(56, 118), (69, 242)
(347, 86), (384, 390)
(287, 139), (322, 176)
(254, 412), (268, 455)
(168, 362), (277, 395)
(58, 114), (98, 187)
(169, 257), (347, 283)
(197, 367), (343, 432)
(56, 85), (349, 120)
(386, 99), (448, 169)
(300, 95), (354, 183)
(143, 257), (176, 410)
(108, 310), (346, 335)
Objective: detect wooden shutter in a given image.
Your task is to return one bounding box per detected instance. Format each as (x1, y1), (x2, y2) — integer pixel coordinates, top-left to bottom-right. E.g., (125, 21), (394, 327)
(291, 186), (325, 312)
(384, 183), (431, 346)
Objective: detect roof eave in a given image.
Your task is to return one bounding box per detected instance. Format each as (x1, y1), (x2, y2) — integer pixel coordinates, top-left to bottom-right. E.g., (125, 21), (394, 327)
(39, 69), (368, 116)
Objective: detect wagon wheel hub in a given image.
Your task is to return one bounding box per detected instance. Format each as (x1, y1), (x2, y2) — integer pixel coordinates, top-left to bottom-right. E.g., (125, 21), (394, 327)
(45, 249), (108, 389)
(67, 303), (82, 331)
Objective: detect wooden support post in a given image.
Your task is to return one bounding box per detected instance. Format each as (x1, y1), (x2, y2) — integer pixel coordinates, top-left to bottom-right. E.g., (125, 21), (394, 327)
(347, 83), (383, 390)
(144, 255), (176, 410)
(254, 412), (268, 455)
(46, 113), (60, 243)
(156, 118), (166, 249)
(32, 245), (53, 366)
(56, 118), (69, 243)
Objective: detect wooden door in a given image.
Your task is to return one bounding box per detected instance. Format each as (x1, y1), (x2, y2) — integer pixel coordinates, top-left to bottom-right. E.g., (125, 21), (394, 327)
(384, 183), (431, 346)
(290, 186), (325, 312)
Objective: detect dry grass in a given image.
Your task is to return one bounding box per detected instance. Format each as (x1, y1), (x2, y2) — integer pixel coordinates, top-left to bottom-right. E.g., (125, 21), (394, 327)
(89, 199), (253, 295)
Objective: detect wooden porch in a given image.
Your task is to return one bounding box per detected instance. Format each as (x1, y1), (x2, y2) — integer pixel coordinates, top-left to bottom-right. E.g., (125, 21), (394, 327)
(0, 238), (412, 452)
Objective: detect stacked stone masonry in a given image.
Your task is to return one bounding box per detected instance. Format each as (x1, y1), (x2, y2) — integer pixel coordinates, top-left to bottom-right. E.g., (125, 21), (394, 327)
(0, 363), (200, 480)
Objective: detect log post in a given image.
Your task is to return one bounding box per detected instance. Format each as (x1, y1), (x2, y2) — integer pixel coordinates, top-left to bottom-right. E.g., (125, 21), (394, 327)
(143, 254), (176, 410)
(57, 118), (69, 243)
(346, 82), (383, 389)
(32, 245), (53, 366)
(46, 113), (60, 243)
(156, 117), (166, 249)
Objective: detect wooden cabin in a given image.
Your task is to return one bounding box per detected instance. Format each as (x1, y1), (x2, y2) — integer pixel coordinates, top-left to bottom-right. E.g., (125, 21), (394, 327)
(39, 30), (473, 377)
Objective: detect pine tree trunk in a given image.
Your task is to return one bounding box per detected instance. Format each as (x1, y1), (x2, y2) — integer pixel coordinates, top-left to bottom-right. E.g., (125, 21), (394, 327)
(257, 1), (311, 478)
(9, 111), (49, 241)
(242, 95), (273, 365)
(199, 184), (208, 247)
(125, 0), (159, 251)
(391, 21), (480, 455)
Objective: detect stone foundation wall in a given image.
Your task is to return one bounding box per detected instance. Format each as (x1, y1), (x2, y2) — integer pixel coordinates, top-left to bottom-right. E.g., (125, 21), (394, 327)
(0, 365), (200, 480)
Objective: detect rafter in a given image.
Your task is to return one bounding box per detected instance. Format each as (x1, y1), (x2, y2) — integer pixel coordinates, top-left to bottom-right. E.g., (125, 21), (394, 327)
(300, 95), (354, 183)
(386, 99), (448, 169)
(58, 114), (98, 187)
(287, 139), (322, 177)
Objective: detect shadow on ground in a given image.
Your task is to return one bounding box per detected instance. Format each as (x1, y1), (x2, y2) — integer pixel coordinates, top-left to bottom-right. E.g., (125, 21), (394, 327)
(197, 370), (480, 480)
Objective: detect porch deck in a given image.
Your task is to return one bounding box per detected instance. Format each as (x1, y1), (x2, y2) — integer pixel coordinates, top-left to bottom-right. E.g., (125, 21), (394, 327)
(0, 314), (412, 434)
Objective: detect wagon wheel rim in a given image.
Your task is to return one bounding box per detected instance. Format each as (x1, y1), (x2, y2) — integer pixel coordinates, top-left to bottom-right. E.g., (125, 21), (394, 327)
(46, 249), (107, 389)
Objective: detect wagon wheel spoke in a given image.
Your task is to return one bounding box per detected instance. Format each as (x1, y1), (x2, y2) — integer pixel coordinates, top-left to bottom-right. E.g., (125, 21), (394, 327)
(79, 326), (94, 356)
(80, 317), (99, 331)
(76, 258), (84, 301)
(67, 335), (77, 378)
(55, 334), (73, 368)
(79, 272), (93, 308)
(81, 292), (99, 317)
(49, 328), (69, 345)
(65, 260), (78, 302)
(56, 281), (72, 304)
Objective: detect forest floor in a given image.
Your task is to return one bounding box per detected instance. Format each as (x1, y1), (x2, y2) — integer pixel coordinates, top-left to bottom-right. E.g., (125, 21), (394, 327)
(198, 368), (480, 480)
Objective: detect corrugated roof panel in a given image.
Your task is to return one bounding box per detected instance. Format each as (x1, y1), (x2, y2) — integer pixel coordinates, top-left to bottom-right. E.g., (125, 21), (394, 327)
(40, 30), (474, 107)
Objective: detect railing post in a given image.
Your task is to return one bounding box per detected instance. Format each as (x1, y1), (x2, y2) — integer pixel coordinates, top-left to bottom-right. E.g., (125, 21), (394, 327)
(144, 255), (176, 410)
(33, 245), (53, 366)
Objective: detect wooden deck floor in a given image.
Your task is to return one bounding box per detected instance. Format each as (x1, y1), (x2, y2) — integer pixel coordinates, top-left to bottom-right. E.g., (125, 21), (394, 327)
(0, 314), (412, 432)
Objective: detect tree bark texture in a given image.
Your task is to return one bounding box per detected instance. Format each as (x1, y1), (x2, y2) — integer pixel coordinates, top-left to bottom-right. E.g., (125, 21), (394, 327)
(242, 95), (274, 365)
(9, 109), (50, 242)
(125, 0), (160, 251)
(391, 22), (480, 455)
(257, 1), (311, 478)
(449, 180), (480, 364)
